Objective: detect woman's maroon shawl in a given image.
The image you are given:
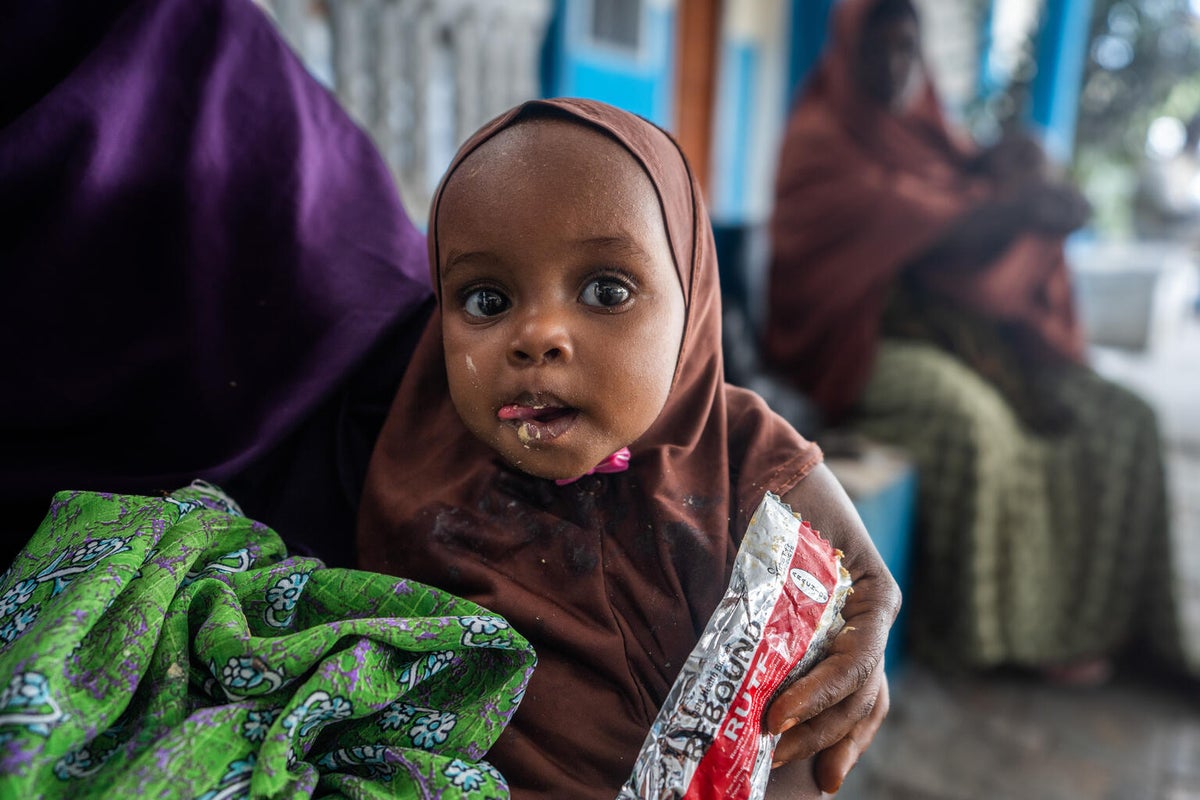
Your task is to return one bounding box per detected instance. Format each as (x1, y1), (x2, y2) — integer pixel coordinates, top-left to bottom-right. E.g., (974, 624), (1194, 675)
(357, 98), (822, 798)
(764, 0), (1083, 421)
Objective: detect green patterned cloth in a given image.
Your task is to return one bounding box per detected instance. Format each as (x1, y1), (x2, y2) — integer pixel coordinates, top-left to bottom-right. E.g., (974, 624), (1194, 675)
(855, 339), (1179, 671)
(0, 483), (536, 799)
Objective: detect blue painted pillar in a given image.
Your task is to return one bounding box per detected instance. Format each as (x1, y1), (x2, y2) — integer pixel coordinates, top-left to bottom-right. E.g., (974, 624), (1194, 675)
(787, 0), (836, 105)
(538, 0), (565, 99)
(1029, 0), (1095, 163)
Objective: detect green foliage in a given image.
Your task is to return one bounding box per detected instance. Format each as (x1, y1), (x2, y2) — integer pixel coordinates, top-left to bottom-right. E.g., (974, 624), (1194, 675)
(1073, 0), (1200, 234)
(1077, 1), (1200, 161)
(962, 1), (1200, 235)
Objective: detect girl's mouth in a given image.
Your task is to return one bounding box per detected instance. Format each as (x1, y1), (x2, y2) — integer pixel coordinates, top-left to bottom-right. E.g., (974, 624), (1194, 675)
(498, 402), (579, 444)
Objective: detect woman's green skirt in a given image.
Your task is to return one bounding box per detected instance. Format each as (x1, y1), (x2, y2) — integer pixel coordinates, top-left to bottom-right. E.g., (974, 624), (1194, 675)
(855, 339), (1181, 672)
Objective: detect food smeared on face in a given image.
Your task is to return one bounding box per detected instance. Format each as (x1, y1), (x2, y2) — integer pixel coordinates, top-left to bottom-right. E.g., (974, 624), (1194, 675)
(437, 118), (686, 480)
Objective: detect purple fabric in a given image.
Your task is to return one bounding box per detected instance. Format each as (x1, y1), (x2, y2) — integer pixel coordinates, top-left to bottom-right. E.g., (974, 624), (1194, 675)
(0, 0), (431, 560)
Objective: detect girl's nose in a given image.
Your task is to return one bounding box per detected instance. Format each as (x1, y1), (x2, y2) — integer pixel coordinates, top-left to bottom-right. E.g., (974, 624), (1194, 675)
(509, 307), (573, 365)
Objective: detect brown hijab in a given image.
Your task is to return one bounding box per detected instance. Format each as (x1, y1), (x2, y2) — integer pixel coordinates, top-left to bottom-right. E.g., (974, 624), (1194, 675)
(357, 98), (822, 798)
(764, 0), (1084, 422)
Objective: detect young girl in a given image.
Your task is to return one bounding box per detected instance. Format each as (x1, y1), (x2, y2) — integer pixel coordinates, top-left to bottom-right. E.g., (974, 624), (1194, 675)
(356, 98), (898, 799)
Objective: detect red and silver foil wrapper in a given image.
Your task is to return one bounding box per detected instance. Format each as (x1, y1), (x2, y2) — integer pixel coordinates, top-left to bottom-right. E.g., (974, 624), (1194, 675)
(619, 492), (853, 800)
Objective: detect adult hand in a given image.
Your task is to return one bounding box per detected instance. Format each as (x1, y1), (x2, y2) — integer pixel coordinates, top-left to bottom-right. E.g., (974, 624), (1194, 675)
(769, 466), (902, 794)
(1024, 179), (1092, 236)
(973, 129), (1046, 184)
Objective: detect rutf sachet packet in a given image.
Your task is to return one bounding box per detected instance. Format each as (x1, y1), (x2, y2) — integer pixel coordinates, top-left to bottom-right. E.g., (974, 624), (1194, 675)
(619, 492), (853, 800)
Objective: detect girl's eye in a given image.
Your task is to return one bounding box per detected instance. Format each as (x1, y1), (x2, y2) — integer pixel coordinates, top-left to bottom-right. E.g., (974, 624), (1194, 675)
(463, 288), (510, 318)
(580, 279), (631, 308)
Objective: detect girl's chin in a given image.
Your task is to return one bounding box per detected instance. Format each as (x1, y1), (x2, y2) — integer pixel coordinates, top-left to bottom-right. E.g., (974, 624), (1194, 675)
(499, 445), (607, 483)
(482, 423), (626, 482)
(505, 455), (588, 481)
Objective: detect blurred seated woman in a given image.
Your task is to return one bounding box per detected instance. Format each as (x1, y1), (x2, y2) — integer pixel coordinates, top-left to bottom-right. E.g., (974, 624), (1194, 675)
(764, 0), (1180, 682)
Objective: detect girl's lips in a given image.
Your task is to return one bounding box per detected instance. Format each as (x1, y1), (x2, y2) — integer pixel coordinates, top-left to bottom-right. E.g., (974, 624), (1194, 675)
(498, 403), (579, 443)
(498, 404), (559, 421)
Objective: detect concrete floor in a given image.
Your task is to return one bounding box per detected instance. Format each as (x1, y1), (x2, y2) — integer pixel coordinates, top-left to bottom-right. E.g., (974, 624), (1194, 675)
(835, 661), (1200, 800)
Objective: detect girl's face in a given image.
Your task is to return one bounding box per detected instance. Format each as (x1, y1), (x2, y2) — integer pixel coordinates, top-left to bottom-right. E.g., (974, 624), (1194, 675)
(857, 11), (922, 112)
(437, 119), (687, 481)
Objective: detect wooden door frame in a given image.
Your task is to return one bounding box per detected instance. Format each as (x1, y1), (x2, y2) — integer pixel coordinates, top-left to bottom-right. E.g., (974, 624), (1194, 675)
(673, 0), (721, 198)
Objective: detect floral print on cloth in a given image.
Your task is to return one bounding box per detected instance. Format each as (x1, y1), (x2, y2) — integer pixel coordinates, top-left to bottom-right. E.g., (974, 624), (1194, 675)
(0, 483), (536, 799)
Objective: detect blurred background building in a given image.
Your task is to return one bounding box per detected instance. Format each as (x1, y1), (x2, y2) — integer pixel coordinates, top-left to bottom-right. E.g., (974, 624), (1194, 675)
(260, 0), (1200, 344)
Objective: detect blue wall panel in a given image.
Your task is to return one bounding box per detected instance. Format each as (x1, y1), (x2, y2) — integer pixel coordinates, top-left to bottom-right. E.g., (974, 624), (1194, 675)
(541, 0), (675, 129)
(712, 41), (757, 219)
